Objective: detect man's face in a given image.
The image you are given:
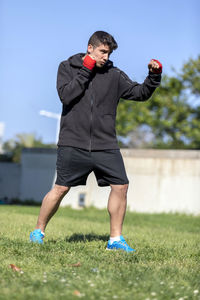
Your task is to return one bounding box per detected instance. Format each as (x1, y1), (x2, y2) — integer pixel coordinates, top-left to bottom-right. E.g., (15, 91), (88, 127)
(87, 43), (111, 68)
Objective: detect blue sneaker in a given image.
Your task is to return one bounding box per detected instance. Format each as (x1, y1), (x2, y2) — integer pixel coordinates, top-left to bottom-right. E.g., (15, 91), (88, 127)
(30, 229), (44, 244)
(106, 235), (136, 252)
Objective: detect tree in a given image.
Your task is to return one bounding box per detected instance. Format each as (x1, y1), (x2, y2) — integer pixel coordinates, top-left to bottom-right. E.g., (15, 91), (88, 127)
(180, 55), (200, 96)
(116, 55), (200, 149)
(3, 133), (55, 163)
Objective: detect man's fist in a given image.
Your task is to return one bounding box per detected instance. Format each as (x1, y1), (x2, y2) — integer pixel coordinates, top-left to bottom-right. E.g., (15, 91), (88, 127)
(148, 59), (162, 74)
(83, 55), (96, 70)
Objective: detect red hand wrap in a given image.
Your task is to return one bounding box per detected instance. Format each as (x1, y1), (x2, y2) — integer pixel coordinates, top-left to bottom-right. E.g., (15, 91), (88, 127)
(83, 55), (96, 70)
(151, 59), (162, 74)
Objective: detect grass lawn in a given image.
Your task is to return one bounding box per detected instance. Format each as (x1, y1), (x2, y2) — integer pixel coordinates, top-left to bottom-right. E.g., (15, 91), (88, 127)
(0, 205), (199, 300)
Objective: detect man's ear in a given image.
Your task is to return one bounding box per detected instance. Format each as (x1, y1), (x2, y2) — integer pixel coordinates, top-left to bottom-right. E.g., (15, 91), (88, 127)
(87, 44), (93, 54)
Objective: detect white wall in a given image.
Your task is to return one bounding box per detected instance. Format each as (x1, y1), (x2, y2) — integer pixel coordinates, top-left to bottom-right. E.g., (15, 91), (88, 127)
(123, 150), (200, 214)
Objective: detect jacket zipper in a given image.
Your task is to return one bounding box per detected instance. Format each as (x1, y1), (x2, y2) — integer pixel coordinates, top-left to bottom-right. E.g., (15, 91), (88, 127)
(89, 82), (93, 152)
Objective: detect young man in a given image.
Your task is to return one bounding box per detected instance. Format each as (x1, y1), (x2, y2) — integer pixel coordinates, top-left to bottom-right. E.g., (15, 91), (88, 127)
(30, 31), (162, 252)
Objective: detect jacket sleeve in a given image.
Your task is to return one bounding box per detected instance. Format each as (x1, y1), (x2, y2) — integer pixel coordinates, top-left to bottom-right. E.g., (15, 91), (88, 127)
(118, 70), (161, 101)
(56, 61), (92, 105)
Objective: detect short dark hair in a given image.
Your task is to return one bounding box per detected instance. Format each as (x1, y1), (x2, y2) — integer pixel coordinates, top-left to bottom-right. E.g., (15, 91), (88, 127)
(88, 31), (118, 52)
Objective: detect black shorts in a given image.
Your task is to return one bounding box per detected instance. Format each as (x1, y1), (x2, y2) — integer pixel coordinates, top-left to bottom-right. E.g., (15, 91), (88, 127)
(55, 146), (129, 187)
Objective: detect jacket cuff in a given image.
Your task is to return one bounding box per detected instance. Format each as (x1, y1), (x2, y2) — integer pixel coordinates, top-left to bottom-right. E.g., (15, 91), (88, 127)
(147, 71), (162, 86)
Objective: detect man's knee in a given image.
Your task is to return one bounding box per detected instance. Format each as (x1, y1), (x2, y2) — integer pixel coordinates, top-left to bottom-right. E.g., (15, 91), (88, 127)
(110, 183), (129, 195)
(53, 184), (70, 197)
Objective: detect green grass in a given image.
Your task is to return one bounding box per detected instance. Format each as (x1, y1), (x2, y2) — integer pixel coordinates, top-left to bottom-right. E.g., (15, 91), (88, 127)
(0, 206), (200, 300)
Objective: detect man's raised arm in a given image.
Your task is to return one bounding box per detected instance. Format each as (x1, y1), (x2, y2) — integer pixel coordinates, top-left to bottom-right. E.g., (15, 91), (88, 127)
(118, 59), (162, 101)
(56, 55), (96, 106)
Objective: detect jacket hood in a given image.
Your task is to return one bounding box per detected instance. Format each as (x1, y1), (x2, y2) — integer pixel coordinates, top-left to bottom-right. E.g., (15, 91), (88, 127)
(68, 53), (113, 70)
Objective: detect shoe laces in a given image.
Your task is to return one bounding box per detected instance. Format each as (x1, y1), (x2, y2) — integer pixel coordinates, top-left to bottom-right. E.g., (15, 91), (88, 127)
(116, 240), (130, 249)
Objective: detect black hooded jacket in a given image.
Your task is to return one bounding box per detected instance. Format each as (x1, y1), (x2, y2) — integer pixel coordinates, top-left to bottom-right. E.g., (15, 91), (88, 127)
(56, 53), (161, 151)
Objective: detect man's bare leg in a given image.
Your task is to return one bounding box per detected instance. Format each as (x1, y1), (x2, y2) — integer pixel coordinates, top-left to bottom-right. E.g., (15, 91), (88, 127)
(107, 184), (129, 237)
(35, 184), (70, 232)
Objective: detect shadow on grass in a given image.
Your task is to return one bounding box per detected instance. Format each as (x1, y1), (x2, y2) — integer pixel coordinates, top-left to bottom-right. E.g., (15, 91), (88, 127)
(65, 233), (109, 243)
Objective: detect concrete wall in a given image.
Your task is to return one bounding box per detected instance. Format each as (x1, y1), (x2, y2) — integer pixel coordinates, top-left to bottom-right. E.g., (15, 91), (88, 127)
(122, 149), (200, 215)
(20, 148), (57, 202)
(0, 162), (21, 199)
(61, 149), (200, 215)
(0, 148), (199, 215)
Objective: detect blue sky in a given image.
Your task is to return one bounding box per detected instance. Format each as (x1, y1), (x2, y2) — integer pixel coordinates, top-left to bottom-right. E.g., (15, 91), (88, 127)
(1, 0), (199, 144)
